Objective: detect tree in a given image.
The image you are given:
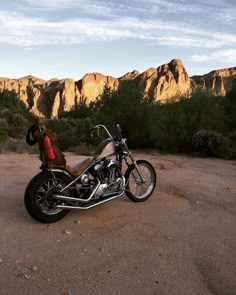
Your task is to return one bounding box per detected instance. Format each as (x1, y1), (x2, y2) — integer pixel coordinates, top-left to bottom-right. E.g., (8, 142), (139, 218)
(92, 83), (150, 147)
(225, 79), (236, 131)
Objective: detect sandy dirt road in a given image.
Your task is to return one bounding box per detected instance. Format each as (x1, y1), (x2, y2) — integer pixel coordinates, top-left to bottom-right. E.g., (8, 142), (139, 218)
(0, 152), (235, 295)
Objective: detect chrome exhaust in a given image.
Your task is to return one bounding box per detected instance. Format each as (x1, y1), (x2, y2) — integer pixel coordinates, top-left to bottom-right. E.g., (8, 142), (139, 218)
(54, 180), (100, 203)
(56, 192), (124, 210)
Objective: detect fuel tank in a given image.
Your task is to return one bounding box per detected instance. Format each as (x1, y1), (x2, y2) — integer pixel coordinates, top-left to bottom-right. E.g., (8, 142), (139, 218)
(93, 138), (116, 160)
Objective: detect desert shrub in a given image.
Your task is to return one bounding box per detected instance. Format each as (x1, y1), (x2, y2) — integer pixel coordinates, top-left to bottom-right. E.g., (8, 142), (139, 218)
(11, 113), (29, 127)
(225, 79), (236, 131)
(7, 127), (24, 139)
(46, 117), (92, 151)
(0, 118), (8, 128)
(69, 143), (94, 156)
(147, 89), (227, 153)
(3, 112), (17, 126)
(225, 131), (236, 159)
(56, 133), (80, 151)
(191, 129), (230, 157)
(59, 99), (93, 119)
(0, 138), (38, 154)
(0, 128), (8, 142)
(0, 118), (8, 141)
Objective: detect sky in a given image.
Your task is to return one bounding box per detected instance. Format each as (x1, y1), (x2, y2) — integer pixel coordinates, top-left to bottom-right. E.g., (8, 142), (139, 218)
(0, 0), (235, 80)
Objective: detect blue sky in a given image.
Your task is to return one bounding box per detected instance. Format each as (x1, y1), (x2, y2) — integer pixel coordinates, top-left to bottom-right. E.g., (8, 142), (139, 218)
(0, 0), (235, 80)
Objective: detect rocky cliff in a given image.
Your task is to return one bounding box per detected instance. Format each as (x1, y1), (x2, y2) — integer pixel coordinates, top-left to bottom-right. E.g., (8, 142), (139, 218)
(0, 59), (235, 118)
(131, 59), (191, 102)
(191, 67), (236, 96)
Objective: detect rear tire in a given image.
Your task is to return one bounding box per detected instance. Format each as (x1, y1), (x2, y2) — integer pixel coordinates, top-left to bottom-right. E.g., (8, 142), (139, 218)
(24, 171), (72, 223)
(125, 160), (156, 202)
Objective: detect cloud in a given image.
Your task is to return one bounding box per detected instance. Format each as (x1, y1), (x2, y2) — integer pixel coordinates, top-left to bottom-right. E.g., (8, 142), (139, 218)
(0, 4), (235, 49)
(23, 0), (86, 9)
(0, 12), (138, 46)
(22, 0), (121, 17)
(190, 49), (236, 64)
(21, 0), (236, 24)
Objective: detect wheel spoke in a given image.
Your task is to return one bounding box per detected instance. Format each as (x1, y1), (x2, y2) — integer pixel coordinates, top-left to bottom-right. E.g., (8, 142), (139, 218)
(35, 177), (68, 215)
(127, 163), (155, 200)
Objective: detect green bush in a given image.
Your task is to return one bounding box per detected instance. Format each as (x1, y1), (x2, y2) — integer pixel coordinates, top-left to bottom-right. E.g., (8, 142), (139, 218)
(45, 117), (93, 151)
(191, 129), (230, 157)
(0, 129), (8, 142)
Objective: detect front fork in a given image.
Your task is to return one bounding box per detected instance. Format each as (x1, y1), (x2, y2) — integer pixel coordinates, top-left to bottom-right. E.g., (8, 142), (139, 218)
(123, 152), (146, 184)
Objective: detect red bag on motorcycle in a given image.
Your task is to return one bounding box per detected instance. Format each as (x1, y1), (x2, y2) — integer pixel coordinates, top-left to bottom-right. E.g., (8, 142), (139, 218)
(26, 118), (66, 168)
(43, 135), (56, 160)
(40, 131), (66, 168)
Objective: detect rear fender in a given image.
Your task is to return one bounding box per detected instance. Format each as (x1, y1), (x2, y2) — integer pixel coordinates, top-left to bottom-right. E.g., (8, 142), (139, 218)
(46, 168), (74, 180)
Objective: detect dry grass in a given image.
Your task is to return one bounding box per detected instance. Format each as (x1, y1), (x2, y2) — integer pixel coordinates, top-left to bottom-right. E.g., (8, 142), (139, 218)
(0, 138), (38, 154)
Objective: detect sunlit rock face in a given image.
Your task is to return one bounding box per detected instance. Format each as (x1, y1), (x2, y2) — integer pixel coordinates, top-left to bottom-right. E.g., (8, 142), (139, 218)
(135, 59), (191, 102)
(191, 67), (236, 96)
(0, 60), (235, 117)
(78, 73), (119, 103)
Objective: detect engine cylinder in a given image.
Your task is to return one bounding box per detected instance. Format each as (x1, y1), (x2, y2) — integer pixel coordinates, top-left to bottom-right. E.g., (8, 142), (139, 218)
(81, 173), (89, 184)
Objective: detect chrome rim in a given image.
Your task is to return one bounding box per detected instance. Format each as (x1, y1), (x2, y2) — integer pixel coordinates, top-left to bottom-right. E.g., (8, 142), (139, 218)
(36, 177), (68, 215)
(128, 164), (155, 199)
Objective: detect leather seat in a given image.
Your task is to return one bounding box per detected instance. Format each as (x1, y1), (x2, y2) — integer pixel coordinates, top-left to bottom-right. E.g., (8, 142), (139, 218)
(65, 158), (92, 177)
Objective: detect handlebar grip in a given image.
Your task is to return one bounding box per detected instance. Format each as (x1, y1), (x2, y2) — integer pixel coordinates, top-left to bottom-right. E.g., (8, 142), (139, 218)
(90, 126), (98, 131)
(116, 124), (122, 139)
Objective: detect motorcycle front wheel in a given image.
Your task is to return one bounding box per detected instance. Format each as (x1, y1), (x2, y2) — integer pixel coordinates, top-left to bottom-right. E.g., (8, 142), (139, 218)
(24, 171), (71, 223)
(125, 160), (156, 202)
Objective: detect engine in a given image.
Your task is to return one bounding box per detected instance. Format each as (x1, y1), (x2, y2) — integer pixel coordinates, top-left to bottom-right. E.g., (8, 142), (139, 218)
(92, 159), (124, 197)
(75, 159), (124, 201)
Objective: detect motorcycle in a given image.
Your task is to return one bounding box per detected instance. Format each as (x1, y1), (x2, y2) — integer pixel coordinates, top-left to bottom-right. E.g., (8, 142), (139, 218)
(24, 124), (157, 223)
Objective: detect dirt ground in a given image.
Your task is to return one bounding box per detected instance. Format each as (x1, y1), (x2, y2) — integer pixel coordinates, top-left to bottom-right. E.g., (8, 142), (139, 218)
(0, 152), (235, 295)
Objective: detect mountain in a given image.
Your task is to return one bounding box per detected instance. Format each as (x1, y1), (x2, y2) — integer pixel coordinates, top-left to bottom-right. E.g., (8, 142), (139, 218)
(191, 67), (236, 96)
(0, 59), (235, 118)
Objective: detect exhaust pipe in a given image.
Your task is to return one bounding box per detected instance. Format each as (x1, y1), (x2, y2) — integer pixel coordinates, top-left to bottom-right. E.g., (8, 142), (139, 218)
(54, 180), (100, 203)
(57, 192), (124, 210)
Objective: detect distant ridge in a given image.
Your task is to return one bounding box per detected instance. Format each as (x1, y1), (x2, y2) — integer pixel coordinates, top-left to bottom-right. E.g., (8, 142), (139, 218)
(0, 59), (235, 118)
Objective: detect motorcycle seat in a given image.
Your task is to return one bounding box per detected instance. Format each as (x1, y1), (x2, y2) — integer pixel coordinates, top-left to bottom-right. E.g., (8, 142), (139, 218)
(65, 158), (92, 177)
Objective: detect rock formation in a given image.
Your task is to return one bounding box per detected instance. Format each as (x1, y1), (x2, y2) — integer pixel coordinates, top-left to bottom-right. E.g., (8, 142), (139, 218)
(191, 67), (236, 96)
(78, 73), (119, 103)
(0, 60), (235, 118)
(133, 59), (190, 102)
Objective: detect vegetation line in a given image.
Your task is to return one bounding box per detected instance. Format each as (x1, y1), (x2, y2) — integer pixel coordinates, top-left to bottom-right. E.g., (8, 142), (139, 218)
(0, 80), (235, 159)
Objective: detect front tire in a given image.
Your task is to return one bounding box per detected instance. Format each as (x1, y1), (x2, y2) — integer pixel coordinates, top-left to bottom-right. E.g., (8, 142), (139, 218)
(24, 171), (72, 223)
(125, 160), (156, 202)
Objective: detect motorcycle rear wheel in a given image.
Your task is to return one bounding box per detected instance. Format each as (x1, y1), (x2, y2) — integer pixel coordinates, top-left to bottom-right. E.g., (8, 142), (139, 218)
(24, 171), (71, 223)
(125, 160), (156, 202)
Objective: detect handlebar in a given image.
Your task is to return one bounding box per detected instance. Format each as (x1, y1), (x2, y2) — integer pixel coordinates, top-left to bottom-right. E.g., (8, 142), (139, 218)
(91, 124), (122, 140)
(91, 124), (113, 139)
(116, 123), (122, 140)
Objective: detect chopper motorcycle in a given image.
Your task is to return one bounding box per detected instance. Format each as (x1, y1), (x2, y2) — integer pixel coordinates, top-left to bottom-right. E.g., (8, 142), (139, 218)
(24, 124), (156, 223)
